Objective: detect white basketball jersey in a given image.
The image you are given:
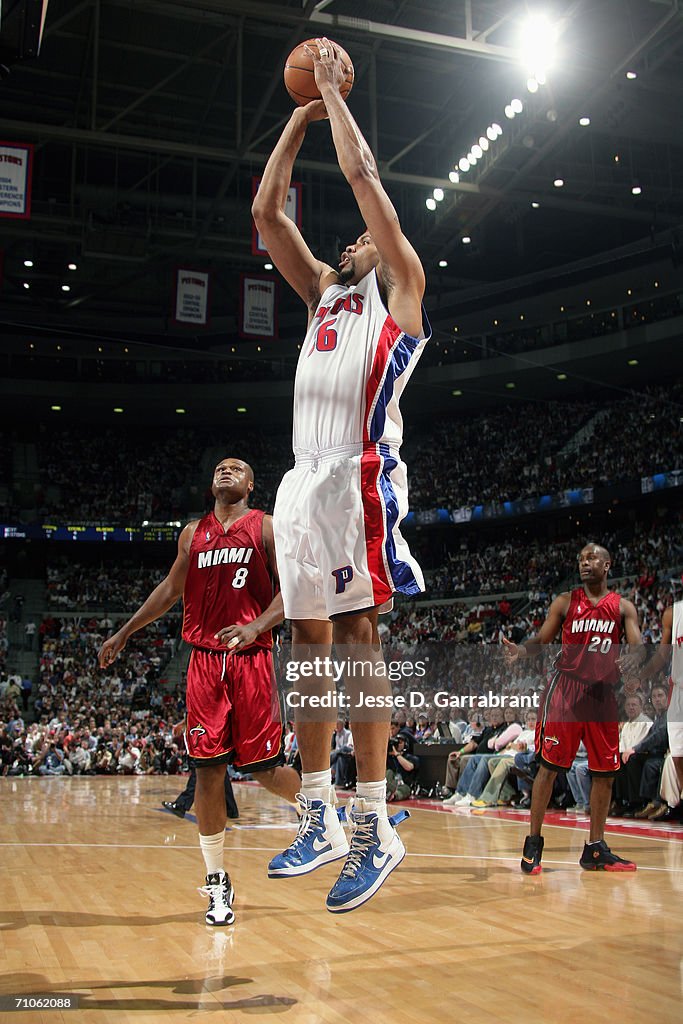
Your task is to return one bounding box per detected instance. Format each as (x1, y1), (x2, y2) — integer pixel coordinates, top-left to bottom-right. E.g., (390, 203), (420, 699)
(292, 269), (430, 457)
(672, 600), (683, 686)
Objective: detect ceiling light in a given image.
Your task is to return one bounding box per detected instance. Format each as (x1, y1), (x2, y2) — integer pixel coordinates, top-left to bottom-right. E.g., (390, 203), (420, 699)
(654, 281), (659, 288)
(478, 136), (489, 152)
(23, 282), (30, 289)
(627, 289), (632, 296)
(491, 123), (502, 137)
(626, 71), (637, 80)
(579, 116), (591, 126)
(614, 154), (620, 163)
(505, 382), (516, 389)
(531, 201), (540, 209)
(462, 236), (471, 244)
(519, 314), (525, 321)
(511, 98), (523, 114)
(553, 177), (564, 187)
(452, 390), (462, 397)
(175, 408), (186, 414)
(505, 104), (515, 119)
(51, 405), (61, 411)
(493, 320), (498, 326)
(557, 373), (567, 381)
(113, 407), (124, 413)
(471, 144), (483, 159)
(264, 262), (273, 270)
(426, 197), (437, 211)
(448, 171), (459, 183)
(486, 126), (497, 141)
(527, 77), (539, 93)
(586, 300), (591, 306)
(433, 187), (444, 201)
(23, 259), (33, 268)
(627, 359), (638, 366)
(438, 260), (448, 268)
(61, 284), (70, 292)
(560, 306), (565, 312)
(631, 185), (642, 195)
(467, 151), (477, 166)
(459, 157), (470, 172)
(237, 406), (247, 413)
(520, 13), (558, 78)
(68, 262), (77, 271)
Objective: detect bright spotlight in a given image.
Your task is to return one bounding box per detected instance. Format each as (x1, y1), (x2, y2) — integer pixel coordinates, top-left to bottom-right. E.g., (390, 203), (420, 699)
(505, 105), (515, 119)
(479, 136), (489, 151)
(472, 144), (483, 159)
(448, 170), (459, 183)
(426, 197), (437, 211)
(520, 13), (558, 77)
(579, 116), (591, 126)
(511, 98), (523, 114)
(486, 125), (497, 141)
(459, 157), (470, 172)
(553, 177), (564, 188)
(491, 123), (502, 137)
(433, 187), (444, 201)
(527, 77), (539, 93)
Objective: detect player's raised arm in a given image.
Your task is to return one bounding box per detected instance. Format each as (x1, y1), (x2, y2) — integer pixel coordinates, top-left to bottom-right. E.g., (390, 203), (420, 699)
(97, 521), (196, 668)
(310, 38), (425, 332)
(502, 593), (570, 664)
(252, 103), (337, 314)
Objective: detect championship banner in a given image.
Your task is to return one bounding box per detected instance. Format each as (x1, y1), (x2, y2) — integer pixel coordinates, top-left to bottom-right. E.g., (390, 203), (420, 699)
(240, 274), (278, 339)
(173, 268), (210, 325)
(251, 176), (301, 256)
(0, 142), (34, 219)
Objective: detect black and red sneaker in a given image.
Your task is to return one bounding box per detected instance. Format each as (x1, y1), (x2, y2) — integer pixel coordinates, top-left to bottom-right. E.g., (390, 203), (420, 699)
(579, 839), (637, 872)
(520, 834), (544, 875)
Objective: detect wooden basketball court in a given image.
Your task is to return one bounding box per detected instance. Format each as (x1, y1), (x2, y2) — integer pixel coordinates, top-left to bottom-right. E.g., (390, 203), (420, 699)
(1, 776), (681, 1023)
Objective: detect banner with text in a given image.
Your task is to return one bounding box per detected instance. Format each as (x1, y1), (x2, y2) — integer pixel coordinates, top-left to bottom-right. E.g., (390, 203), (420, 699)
(251, 176), (301, 256)
(173, 268), (210, 326)
(240, 274), (277, 338)
(0, 142), (33, 219)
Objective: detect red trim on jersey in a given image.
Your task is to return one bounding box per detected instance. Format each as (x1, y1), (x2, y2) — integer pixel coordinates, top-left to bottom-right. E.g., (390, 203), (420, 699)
(362, 314), (403, 443)
(359, 447), (393, 605)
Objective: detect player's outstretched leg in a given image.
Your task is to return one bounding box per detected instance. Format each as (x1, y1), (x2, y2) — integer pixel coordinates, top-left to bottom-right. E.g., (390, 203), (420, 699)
(199, 871), (236, 925)
(579, 840), (637, 871)
(520, 834), (544, 874)
(326, 801), (408, 913)
(268, 793), (349, 877)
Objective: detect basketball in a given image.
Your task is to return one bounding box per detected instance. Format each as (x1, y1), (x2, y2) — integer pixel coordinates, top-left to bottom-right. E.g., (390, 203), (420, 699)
(284, 38), (354, 106)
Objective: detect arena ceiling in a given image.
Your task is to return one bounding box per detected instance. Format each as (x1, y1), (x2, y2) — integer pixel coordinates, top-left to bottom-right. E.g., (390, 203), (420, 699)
(1, 0), (683, 345)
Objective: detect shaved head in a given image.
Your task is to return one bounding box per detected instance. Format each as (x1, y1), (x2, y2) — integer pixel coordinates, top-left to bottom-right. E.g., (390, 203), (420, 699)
(582, 542), (611, 562)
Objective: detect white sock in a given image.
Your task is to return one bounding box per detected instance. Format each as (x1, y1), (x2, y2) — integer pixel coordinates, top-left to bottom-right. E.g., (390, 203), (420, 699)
(199, 831), (225, 875)
(356, 779), (387, 812)
(301, 769), (334, 805)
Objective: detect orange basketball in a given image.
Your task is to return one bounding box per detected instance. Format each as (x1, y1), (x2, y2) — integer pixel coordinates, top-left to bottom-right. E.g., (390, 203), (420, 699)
(284, 38), (354, 106)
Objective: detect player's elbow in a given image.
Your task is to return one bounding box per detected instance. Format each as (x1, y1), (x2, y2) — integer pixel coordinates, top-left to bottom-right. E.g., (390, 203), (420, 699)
(251, 195), (277, 229)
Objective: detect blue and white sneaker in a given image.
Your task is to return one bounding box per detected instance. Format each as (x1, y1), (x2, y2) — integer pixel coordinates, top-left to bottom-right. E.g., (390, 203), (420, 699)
(326, 801), (409, 913)
(268, 793), (349, 878)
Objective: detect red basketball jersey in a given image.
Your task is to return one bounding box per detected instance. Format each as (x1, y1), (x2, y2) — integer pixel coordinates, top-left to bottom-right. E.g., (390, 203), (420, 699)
(182, 509), (274, 651)
(555, 587), (623, 684)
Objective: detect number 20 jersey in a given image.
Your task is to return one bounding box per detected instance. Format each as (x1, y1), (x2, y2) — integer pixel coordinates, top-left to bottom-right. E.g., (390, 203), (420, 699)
(181, 509), (274, 651)
(555, 588), (623, 684)
(292, 268), (431, 457)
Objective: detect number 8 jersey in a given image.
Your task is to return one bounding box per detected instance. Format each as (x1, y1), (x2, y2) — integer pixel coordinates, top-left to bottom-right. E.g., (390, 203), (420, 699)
(292, 268), (431, 457)
(555, 588), (623, 684)
(182, 509), (274, 651)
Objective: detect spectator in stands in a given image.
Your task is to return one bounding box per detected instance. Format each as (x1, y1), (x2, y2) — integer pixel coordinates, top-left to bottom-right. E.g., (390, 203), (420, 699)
(386, 734), (418, 802)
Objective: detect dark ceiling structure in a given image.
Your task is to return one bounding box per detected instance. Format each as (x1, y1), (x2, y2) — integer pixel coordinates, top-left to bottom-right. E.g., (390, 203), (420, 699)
(0, 0), (682, 346)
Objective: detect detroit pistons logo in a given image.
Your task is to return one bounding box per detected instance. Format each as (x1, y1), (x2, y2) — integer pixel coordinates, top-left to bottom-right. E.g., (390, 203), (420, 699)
(331, 565), (354, 594)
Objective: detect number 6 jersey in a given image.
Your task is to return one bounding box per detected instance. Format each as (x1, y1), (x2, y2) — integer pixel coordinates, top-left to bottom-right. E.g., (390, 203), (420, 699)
(182, 508), (274, 651)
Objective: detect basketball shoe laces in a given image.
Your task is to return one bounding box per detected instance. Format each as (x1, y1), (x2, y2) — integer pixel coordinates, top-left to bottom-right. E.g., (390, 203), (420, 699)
(340, 818), (376, 878)
(198, 876), (230, 912)
(290, 804), (320, 850)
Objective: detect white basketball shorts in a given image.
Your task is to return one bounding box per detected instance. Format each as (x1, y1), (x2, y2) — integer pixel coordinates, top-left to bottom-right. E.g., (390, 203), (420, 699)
(273, 443), (425, 620)
(667, 681), (683, 757)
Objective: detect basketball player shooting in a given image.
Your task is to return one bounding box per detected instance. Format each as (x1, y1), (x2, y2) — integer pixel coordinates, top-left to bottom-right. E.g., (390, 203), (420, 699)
(502, 543), (643, 874)
(252, 37), (431, 913)
(98, 458), (300, 926)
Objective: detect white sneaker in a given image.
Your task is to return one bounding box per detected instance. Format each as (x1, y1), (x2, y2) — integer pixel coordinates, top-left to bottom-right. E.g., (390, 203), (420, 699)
(453, 794), (473, 806)
(442, 793), (462, 806)
(199, 870), (235, 926)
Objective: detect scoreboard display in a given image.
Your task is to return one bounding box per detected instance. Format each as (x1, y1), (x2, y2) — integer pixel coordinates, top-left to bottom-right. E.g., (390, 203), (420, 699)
(0, 523), (183, 543)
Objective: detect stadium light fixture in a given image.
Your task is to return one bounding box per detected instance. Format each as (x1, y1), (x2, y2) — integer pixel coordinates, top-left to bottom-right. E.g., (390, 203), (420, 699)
(579, 116), (591, 126)
(527, 77), (539, 93)
(511, 98), (524, 114)
(426, 197), (437, 211)
(438, 260), (448, 268)
(631, 184), (642, 196)
(264, 262), (273, 270)
(520, 13), (558, 78)
(61, 284), (70, 292)
(505, 104), (515, 119)
(553, 177), (564, 187)
(23, 259), (33, 267)
(433, 187), (444, 201)
(459, 157), (470, 172)
(23, 282), (30, 289)
(51, 405), (61, 411)
(462, 236), (471, 244)
(471, 144), (483, 160)
(478, 136), (489, 152)
(68, 262), (77, 271)
(531, 201), (540, 208)
(449, 171), (459, 183)
(626, 70), (637, 80)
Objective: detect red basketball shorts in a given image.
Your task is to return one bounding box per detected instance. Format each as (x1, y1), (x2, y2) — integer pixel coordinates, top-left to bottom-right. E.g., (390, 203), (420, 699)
(185, 646), (284, 771)
(535, 670), (620, 775)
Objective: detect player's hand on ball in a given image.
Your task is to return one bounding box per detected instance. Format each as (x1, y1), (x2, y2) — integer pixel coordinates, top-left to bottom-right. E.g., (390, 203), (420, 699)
(214, 622), (259, 653)
(305, 37), (348, 93)
(300, 99), (328, 122)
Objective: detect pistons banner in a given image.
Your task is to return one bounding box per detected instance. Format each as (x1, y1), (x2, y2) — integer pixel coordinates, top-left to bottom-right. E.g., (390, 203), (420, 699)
(0, 142), (34, 219)
(174, 268), (210, 325)
(240, 275), (277, 339)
